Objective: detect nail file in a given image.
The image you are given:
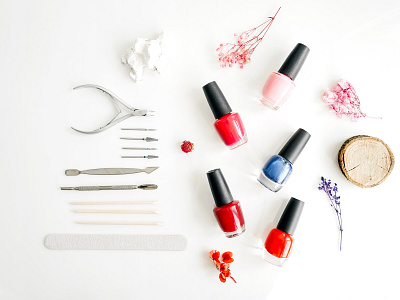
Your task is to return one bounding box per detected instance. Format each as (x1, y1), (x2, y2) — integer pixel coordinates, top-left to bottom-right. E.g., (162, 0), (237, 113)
(44, 234), (187, 251)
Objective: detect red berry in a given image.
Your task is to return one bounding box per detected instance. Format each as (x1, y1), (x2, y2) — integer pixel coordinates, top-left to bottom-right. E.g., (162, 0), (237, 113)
(181, 140), (194, 153)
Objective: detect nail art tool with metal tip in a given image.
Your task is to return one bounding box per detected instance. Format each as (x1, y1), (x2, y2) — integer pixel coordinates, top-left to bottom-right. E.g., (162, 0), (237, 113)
(121, 128), (157, 131)
(120, 137), (158, 142)
(71, 84), (155, 134)
(121, 155), (158, 159)
(122, 147), (157, 150)
(60, 184), (158, 191)
(65, 167), (158, 176)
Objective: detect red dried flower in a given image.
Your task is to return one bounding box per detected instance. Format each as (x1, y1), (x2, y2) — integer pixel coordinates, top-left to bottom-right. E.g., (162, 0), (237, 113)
(221, 251), (234, 263)
(216, 7), (280, 68)
(209, 250), (220, 260)
(181, 140), (194, 153)
(209, 250), (236, 283)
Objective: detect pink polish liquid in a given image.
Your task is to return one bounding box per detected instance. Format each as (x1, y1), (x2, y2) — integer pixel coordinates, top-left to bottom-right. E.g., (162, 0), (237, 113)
(261, 43), (309, 110)
(261, 72), (295, 110)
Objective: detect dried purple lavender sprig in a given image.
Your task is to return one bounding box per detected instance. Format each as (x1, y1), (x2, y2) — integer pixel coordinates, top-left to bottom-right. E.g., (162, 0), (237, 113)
(318, 177), (343, 251)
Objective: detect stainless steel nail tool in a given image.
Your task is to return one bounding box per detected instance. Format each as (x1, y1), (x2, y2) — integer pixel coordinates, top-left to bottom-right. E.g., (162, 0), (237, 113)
(121, 128), (157, 131)
(122, 147), (157, 150)
(65, 167), (158, 176)
(60, 184), (158, 191)
(71, 84), (155, 134)
(121, 155), (158, 159)
(120, 137), (158, 142)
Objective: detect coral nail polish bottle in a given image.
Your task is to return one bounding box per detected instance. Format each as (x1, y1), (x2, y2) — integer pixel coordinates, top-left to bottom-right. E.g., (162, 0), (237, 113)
(258, 128), (311, 192)
(207, 168), (245, 238)
(203, 81), (248, 150)
(260, 43), (310, 110)
(262, 197), (304, 267)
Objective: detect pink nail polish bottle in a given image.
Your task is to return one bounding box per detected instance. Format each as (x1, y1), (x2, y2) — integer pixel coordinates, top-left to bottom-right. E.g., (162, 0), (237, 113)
(260, 43), (310, 110)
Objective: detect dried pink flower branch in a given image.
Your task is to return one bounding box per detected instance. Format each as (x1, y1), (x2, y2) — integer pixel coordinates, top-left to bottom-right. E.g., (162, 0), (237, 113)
(322, 79), (381, 121)
(216, 7), (280, 69)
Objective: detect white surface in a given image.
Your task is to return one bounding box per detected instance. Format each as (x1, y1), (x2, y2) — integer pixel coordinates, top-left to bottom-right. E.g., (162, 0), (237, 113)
(1, 0), (399, 299)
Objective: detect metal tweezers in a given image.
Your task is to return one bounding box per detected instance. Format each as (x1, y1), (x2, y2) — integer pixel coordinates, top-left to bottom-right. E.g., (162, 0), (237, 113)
(71, 84), (155, 134)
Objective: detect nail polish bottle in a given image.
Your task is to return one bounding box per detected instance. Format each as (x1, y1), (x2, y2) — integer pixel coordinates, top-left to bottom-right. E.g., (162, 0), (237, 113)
(258, 128), (311, 192)
(260, 43), (310, 110)
(207, 168), (245, 238)
(262, 197), (304, 267)
(203, 81), (248, 150)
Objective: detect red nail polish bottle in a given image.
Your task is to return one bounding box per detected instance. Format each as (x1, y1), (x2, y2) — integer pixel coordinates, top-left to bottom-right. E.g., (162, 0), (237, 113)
(203, 81), (248, 150)
(207, 169), (245, 238)
(262, 197), (304, 266)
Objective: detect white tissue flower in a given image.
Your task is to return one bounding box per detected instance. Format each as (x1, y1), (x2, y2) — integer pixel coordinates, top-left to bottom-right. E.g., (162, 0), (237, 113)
(121, 32), (173, 82)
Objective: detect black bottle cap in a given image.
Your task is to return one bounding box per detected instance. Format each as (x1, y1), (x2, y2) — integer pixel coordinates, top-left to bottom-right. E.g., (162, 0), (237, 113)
(207, 169), (234, 207)
(278, 128), (311, 164)
(278, 43), (310, 81)
(202, 81), (232, 119)
(277, 197), (304, 235)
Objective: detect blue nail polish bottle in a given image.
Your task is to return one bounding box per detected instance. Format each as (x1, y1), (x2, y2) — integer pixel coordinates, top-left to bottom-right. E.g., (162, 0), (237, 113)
(258, 128), (311, 192)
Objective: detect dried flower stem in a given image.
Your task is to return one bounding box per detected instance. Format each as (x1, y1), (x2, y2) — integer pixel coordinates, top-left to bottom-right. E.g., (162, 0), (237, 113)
(318, 177), (343, 251)
(217, 7), (280, 68)
(209, 250), (237, 283)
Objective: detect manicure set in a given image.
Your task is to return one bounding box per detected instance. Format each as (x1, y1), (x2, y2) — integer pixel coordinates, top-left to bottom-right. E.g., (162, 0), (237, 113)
(55, 44), (311, 258)
(63, 85), (161, 227)
(56, 39), (337, 266)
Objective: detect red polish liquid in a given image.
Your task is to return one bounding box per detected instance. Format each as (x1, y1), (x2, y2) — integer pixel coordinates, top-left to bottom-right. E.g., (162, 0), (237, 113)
(214, 113), (248, 150)
(213, 200), (245, 237)
(264, 228), (293, 258)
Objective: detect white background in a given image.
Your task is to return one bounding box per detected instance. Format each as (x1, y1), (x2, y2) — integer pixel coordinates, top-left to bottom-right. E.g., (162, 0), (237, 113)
(1, 0), (399, 299)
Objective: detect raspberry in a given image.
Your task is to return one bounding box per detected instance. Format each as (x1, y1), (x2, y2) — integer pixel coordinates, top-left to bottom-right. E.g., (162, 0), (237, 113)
(181, 140), (194, 153)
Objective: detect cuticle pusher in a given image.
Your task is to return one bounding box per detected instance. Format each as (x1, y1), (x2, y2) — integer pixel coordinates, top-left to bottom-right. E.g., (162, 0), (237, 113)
(65, 167), (158, 176)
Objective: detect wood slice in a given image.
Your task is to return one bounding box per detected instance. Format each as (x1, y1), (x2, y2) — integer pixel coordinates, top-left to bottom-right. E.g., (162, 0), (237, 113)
(338, 135), (394, 188)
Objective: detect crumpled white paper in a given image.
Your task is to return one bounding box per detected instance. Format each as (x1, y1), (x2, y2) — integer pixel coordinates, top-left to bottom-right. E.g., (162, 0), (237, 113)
(121, 32), (173, 82)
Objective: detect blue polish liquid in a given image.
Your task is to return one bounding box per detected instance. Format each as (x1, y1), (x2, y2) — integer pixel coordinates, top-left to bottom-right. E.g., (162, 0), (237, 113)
(262, 155), (293, 184)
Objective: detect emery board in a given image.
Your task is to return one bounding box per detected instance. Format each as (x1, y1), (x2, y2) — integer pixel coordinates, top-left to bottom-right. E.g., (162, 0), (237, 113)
(44, 234), (187, 251)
